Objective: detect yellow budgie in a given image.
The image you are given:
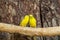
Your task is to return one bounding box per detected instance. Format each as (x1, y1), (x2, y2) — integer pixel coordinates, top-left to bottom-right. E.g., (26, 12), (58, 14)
(29, 14), (36, 28)
(29, 14), (37, 40)
(20, 14), (37, 40)
(20, 15), (29, 27)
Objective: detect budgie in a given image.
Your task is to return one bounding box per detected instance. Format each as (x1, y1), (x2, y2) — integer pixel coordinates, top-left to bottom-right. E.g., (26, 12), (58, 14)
(20, 15), (29, 27)
(29, 14), (36, 28)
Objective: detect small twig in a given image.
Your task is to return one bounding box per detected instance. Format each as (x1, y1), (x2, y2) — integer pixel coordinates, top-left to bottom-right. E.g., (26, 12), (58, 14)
(0, 23), (60, 36)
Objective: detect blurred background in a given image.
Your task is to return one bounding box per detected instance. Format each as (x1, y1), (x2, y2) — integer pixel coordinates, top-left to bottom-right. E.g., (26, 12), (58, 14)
(0, 0), (60, 40)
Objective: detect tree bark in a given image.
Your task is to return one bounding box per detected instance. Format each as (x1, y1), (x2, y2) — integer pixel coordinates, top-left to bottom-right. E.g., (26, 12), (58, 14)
(41, 0), (60, 40)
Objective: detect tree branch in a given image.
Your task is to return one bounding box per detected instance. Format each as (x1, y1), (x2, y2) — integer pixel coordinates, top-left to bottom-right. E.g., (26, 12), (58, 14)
(0, 23), (60, 36)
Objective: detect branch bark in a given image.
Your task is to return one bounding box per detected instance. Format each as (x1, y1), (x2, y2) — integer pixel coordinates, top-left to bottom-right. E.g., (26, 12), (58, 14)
(0, 23), (60, 36)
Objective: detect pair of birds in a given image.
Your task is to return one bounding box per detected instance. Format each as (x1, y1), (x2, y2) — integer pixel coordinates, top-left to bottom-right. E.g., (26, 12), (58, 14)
(20, 14), (36, 28)
(20, 14), (37, 40)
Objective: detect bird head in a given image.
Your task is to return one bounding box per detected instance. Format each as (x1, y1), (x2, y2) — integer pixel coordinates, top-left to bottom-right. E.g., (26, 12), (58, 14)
(24, 15), (29, 18)
(29, 14), (33, 18)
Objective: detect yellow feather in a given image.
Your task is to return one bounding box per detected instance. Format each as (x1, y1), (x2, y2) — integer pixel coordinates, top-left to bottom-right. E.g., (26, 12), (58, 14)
(20, 15), (29, 27)
(29, 15), (36, 28)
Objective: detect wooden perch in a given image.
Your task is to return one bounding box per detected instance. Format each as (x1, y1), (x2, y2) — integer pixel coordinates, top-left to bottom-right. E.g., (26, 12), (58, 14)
(0, 23), (60, 36)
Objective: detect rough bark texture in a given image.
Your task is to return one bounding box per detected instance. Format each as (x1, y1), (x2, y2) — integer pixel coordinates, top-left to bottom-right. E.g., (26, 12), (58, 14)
(41, 0), (60, 40)
(0, 0), (60, 40)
